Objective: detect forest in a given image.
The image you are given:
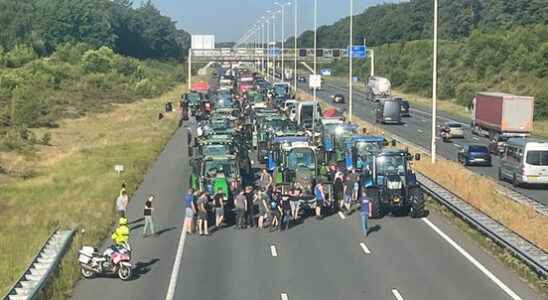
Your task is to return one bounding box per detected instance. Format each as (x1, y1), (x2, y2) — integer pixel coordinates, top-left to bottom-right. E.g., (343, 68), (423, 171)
(290, 0), (548, 119)
(0, 0), (190, 151)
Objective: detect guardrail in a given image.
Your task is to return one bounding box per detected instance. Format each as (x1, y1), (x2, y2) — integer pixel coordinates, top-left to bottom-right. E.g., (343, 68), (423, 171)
(2, 229), (75, 300)
(417, 172), (548, 277)
(292, 82), (548, 277)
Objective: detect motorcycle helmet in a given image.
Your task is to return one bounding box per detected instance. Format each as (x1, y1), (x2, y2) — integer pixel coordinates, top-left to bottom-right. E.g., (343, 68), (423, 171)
(119, 217), (128, 225)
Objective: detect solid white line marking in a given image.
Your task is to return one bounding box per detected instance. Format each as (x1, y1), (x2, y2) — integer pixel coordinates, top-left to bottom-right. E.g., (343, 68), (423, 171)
(422, 218), (522, 300)
(338, 211), (347, 220)
(271, 245), (278, 257)
(281, 293), (289, 300)
(165, 226), (188, 300)
(417, 129), (424, 133)
(360, 242), (371, 254)
(392, 289), (404, 300)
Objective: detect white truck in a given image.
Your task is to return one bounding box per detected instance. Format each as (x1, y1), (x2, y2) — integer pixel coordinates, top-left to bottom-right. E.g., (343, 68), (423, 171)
(365, 76), (391, 102)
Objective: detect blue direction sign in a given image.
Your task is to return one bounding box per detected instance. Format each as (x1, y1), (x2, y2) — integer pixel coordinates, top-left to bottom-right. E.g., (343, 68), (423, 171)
(268, 48), (281, 55)
(348, 45), (367, 59)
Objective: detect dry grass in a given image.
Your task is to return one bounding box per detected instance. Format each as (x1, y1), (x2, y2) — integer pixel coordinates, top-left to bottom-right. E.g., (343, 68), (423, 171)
(300, 88), (548, 252)
(0, 84), (184, 297)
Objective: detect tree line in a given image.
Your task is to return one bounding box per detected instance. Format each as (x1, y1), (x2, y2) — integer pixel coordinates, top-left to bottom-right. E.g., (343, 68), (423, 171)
(0, 0), (190, 60)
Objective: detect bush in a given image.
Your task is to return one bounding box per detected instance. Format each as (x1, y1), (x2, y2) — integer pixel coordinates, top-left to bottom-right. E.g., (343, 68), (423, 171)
(455, 82), (482, 107)
(4, 45), (37, 68)
(41, 132), (52, 145)
(81, 47), (115, 73)
(134, 79), (157, 97)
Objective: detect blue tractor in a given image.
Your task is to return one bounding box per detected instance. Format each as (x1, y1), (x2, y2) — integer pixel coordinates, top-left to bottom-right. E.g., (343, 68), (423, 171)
(363, 149), (425, 218)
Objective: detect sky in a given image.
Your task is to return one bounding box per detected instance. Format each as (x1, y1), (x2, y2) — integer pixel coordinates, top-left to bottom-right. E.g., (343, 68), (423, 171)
(151, 0), (396, 42)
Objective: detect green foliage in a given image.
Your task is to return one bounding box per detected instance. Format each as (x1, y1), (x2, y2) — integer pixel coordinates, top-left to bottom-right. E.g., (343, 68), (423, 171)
(3, 45), (37, 68)
(82, 47), (115, 73)
(41, 132), (51, 145)
(0, 0), (190, 60)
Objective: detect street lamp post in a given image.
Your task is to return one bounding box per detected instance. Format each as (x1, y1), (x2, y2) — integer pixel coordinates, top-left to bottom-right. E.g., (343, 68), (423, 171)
(348, 0), (353, 122)
(293, 0), (298, 94)
(272, 12), (279, 81)
(431, 0), (438, 163)
(275, 2), (291, 82)
(313, 0), (317, 102)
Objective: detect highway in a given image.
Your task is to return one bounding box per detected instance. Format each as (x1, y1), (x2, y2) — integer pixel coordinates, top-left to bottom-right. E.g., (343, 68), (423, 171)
(297, 79), (548, 207)
(71, 109), (543, 300)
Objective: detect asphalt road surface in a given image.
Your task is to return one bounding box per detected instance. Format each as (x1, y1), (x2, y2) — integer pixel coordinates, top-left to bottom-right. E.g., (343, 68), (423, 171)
(71, 119), (544, 300)
(298, 79), (548, 207)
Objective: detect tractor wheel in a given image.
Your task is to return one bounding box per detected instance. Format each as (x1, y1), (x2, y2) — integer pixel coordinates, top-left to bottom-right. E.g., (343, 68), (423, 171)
(368, 190), (382, 219)
(409, 187), (425, 218)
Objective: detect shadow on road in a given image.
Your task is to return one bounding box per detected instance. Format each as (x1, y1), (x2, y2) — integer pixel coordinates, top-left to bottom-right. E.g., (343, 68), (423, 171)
(367, 225), (381, 236)
(129, 217), (144, 225)
(155, 226), (176, 236)
(131, 258), (160, 280)
(130, 224), (144, 231)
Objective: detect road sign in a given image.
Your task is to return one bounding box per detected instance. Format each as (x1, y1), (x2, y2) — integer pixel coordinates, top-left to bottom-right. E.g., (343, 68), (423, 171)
(348, 45), (367, 59)
(309, 75), (322, 89)
(191, 35), (215, 49)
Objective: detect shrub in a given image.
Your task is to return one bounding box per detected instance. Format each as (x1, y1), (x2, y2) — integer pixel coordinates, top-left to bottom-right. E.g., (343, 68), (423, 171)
(41, 132), (52, 145)
(4, 45), (37, 68)
(81, 47), (115, 74)
(134, 79), (157, 97)
(52, 43), (91, 65)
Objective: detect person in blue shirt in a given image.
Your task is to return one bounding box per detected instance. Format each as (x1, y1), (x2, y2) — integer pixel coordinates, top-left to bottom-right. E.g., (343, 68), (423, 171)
(314, 182), (325, 219)
(359, 191), (372, 236)
(183, 188), (196, 235)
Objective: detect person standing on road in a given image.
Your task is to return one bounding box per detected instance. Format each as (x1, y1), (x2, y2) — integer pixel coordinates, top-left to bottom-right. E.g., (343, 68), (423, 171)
(289, 184), (301, 224)
(257, 188), (270, 230)
(183, 189), (196, 234)
(314, 182), (325, 219)
(116, 190), (129, 218)
(258, 169), (272, 192)
(359, 191), (372, 237)
(281, 193), (292, 231)
(270, 187), (282, 232)
(244, 186), (256, 228)
(143, 194), (156, 237)
(350, 169), (360, 203)
(197, 192), (209, 236)
(343, 173), (355, 214)
(213, 189), (225, 230)
(333, 171), (344, 212)
(234, 191), (247, 229)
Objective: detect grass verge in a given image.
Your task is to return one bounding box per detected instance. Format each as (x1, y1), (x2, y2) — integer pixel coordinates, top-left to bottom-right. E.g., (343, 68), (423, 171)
(0, 84), (184, 298)
(297, 87), (548, 251)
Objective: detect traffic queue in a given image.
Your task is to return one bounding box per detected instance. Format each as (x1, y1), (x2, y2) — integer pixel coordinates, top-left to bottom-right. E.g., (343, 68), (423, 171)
(180, 64), (426, 235)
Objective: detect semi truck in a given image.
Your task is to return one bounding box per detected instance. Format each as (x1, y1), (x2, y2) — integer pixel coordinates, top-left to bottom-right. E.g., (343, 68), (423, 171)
(471, 92), (534, 138)
(365, 76), (391, 102)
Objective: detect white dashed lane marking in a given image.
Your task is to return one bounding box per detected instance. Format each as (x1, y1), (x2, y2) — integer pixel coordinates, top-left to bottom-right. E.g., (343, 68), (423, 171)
(360, 242), (371, 254)
(281, 293), (289, 300)
(392, 289), (404, 300)
(338, 211), (347, 220)
(270, 245), (278, 257)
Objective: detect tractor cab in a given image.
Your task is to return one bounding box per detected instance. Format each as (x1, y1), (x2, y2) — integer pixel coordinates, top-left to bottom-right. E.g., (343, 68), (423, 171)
(348, 135), (385, 171)
(190, 155), (241, 199)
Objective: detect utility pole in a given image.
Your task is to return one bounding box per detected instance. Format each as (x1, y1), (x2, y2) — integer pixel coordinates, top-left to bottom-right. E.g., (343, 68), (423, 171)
(313, 0), (317, 102)
(294, 0), (298, 94)
(370, 48), (374, 77)
(187, 50), (192, 90)
(348, 0), (353, 122)
(431, 0), (438, 163)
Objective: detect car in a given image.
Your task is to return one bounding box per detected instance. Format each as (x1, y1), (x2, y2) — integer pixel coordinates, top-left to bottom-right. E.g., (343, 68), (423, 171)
(297, 76), (307, 83)
(457, 144), (492, 166)
(441, 122), (465, 138)
(399, 99), (410, 117)
(331, 94), (345, 103)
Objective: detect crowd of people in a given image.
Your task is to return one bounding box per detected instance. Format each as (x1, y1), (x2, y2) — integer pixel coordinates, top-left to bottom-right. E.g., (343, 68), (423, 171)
(182, 164), (372, 237)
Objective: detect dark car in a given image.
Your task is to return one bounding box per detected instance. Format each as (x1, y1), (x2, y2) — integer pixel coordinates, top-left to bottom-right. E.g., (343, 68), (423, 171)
(399, 99), (410, 117)
(331, 94), (345, 103)
(457, 144), (492, 166)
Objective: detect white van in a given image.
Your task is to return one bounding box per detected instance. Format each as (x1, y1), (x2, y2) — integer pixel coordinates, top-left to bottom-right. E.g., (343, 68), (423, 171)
(499, 139), (548, 186)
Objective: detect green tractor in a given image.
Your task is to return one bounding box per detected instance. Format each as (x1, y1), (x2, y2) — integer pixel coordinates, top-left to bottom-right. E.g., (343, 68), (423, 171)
(255, 115), (290, 163)
(269, 141), (333, 210)
(189, 155), (241, 199)
(183, 91), (203, 116)
(363, 149), (425, 218)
